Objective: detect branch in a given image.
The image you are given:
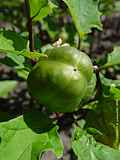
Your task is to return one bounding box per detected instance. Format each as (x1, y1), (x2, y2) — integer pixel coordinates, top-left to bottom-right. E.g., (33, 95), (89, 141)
(25, 0), (34, 51)
(94, 65), (102, 98)
(77, 36), (81, 49)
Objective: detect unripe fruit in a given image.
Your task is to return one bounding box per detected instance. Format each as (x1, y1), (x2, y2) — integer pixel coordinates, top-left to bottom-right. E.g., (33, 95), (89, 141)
(27, 46), (95, 112)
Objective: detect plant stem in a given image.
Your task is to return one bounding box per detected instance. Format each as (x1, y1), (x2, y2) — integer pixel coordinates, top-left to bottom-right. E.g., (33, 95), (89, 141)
(114, 100), (119, 149)
(94, 65), (102, 98)
(77, 36), (81, 49)
(25, 0), (34, 51)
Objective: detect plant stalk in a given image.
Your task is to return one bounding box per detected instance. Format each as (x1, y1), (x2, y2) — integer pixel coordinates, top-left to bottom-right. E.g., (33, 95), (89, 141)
(25, 0), (34, 51)
(77, 36), (81, 50)
(114, 100), (119, 149)
(94, 65), (102, 98)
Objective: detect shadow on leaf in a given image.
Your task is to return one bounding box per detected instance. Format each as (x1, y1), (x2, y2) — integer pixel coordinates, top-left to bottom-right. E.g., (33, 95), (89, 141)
(0, 110), (17, 122)
(1, 30), (27, 51)
(23, 110), (55, 134)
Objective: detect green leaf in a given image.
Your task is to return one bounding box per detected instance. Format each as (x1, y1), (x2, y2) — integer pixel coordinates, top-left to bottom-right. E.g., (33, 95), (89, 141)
(29, 0), (47, 18)
(16, 68), (29, 80)
(63, 0), (102, 38)
(6, 52), (25, 66)
(0, 49), (47, 77)
(1, 49), (46, 62)
(0, 31), (47, 73)
(102, 47), (120, 68)
(0, 111), (63, 160)
(110, 86), (120, 101)
(0, 50), (25, 67)
(100, 74), (120, 96)
(0, 31), (26, 67)
(0, 33), (14, 51)
(19, 50), (47, 61)
(100, 74), (120, 88)
(29, 0), (56, 21)
(72, 127), (120, 160)
(31, 126), (63, 159)
(0, 30), (27, 51)
(83, 98), (120, 148)
(0, 80), (17, 98)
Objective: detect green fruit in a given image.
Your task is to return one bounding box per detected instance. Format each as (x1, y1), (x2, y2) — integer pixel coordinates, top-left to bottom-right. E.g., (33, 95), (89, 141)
(81, 73), (96, 104)
(27, 46), (94, 112)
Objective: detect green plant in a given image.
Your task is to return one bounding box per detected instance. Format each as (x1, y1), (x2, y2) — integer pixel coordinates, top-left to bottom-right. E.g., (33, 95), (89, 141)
(0, 0), (120, 160)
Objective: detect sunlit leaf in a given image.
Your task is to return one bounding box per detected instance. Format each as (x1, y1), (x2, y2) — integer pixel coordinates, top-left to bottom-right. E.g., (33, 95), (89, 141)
(0, 110), (63, 160)
(102, 47), (120, 68)
(63, 0), (102, 38)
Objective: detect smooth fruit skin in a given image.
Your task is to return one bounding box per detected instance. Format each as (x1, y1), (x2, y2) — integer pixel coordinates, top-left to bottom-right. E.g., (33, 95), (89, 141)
(27, 46), (94, 112)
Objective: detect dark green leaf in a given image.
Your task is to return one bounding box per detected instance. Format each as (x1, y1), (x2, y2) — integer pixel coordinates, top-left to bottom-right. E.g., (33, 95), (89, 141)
(83, 98), (120, 148)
